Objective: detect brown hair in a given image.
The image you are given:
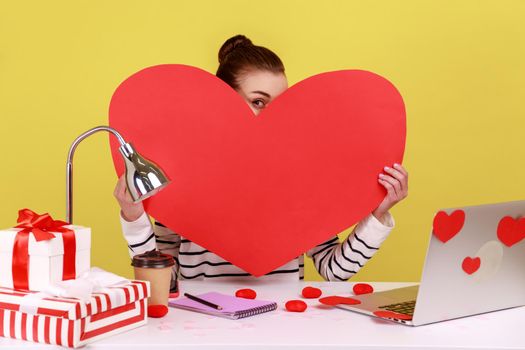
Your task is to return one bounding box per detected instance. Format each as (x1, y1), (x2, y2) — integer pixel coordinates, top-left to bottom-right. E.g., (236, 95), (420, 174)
(216, 35), (285, 89)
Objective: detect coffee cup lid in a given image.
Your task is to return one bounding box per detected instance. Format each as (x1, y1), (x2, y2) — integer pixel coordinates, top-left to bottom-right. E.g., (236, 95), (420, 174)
(131, 249), (175, 268)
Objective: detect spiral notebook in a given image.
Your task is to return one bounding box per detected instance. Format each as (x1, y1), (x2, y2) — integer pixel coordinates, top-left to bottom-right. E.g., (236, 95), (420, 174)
(168, 292), (277, 319)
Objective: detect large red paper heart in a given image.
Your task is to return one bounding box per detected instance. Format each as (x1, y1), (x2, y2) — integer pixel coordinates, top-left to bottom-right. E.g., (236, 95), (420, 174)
(109, 65), (406, 276)
(432, 210), (465, 243)
(497, 216), (525, 247)
(462, 256), (481, 275)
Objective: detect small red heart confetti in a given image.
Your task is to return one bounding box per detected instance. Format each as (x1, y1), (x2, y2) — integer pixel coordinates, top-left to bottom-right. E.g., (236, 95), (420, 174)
(302, 286), (322, 298)
(373, 310), (412, 320)
(352, 283), (374, 295)
(235, 288), (257, 299)
(497, 216), (525, 247)
(148, 304), (169, 318)
(432, 210), (465, 243)
(285, 300), (308, 312)
(462, 256), (481, 275)
(319, 296), (361, 306)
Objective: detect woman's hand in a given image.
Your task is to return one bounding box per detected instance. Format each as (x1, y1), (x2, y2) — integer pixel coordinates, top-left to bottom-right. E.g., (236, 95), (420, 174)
(113, 175), (145, 222)
(372, 163), (408, 223)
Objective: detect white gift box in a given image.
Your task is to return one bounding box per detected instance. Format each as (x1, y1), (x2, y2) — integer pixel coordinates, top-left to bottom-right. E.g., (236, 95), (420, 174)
(0, 225), (91, 291)
(0, 280), (149, 348)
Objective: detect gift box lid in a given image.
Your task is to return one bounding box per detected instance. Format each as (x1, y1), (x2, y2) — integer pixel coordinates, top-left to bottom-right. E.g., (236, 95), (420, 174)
(0, 280), (149, 320)
(0, 225), (91, 256)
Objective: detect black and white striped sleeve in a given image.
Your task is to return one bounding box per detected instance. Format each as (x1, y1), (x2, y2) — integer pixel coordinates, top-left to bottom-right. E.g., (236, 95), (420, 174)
(306, 212), (395, 281)
(120, 212), (182, 256)
(120, 212), (157, 256)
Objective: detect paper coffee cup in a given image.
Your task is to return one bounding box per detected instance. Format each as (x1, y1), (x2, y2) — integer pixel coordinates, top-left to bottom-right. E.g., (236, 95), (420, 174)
(132, 250), (175, 306)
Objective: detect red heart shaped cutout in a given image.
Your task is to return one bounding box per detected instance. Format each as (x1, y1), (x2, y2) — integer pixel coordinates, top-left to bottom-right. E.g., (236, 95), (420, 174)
(147, 304), (169, 318)
(462, 256), (481, 275)
(497, 216), (525, 247)
(302, 286), (322, 299)
(352, 283), (374, 295)
(432, 210), (465, 243)
(235, 288), (257, 299)
(109, 65), (406, 276)
(285, 300), (308, 312)
(318, 296), (362, 306)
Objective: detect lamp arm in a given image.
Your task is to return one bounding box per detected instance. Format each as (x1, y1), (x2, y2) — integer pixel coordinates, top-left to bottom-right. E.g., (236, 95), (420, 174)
(66, 126), (127, 224)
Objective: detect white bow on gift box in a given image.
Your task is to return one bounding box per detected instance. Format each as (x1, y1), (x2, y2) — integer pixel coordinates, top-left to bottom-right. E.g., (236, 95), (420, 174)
(19, 267), (129, 314)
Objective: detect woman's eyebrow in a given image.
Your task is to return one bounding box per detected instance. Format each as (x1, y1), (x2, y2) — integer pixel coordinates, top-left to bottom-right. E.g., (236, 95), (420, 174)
(251, 90), (271, 98)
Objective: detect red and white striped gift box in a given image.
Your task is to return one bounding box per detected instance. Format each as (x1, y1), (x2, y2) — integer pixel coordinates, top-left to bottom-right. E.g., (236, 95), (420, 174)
(0, 280), (149, 348)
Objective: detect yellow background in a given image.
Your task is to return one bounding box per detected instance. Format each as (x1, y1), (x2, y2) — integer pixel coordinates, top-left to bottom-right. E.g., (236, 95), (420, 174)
(1, 1), (524, 282)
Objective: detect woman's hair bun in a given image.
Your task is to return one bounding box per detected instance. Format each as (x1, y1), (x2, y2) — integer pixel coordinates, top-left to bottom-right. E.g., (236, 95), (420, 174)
(216, 34), (284, 89)
(218, 35), (253, 63)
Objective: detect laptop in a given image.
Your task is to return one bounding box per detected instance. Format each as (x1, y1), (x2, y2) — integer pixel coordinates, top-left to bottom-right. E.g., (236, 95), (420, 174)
(336, 200), (525, 326)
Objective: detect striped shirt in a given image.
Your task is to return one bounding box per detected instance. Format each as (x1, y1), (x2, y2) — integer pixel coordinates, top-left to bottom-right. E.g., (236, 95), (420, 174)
(120, 212), (394, 287)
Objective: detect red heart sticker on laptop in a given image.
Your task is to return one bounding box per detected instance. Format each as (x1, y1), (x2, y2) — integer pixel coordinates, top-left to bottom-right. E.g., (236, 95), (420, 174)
(497, 216), (525, 247)
(109, 64), (406, 276)
(462, 256), (481, 275)
(373, 310), (413, 320)
(432, 210), (465, 243)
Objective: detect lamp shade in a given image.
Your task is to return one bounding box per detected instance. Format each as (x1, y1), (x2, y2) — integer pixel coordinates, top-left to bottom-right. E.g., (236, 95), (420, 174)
(119, 142), (170, 202)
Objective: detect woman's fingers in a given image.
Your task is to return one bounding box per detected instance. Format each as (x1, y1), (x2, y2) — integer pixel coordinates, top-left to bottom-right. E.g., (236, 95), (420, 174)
(113, 175), (145, 221)
(384, 166), (405, 184)
(393, 163), (408, 177)
(113, 176), (123, 199)
(114, 176), (132, 203)
(375, 164), (409, 218)
(379, 173), (402, 197)
(383, 164), (408, 195)
(378, 178), (396, 198)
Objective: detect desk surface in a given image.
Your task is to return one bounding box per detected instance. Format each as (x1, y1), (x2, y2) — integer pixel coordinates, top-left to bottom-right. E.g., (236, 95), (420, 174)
(1, 280), (524, 349)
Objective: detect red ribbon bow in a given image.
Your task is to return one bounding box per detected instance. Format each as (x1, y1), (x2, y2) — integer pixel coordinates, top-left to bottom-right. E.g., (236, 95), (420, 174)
(12, 209), (77, 291)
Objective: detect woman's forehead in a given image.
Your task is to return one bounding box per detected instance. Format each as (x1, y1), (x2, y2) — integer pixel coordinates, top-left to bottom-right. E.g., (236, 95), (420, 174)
(237, 70), (288, 97)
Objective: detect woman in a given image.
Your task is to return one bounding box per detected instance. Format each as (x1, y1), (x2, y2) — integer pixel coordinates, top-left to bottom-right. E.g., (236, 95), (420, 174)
(115, 35), (408, 289)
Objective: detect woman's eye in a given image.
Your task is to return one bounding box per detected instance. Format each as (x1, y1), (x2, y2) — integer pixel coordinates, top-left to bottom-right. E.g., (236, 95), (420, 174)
(252, 99), (266, 109)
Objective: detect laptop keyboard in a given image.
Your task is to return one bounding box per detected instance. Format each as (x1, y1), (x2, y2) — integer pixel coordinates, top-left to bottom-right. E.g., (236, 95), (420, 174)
(378, 300), (415, 316)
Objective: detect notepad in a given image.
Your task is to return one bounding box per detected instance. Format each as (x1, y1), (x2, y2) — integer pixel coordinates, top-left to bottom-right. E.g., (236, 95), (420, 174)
(168, 292), (277, 319)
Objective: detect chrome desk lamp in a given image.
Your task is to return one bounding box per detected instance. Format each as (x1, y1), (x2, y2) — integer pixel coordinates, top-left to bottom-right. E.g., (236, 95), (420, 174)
(66, 126), (169, 223)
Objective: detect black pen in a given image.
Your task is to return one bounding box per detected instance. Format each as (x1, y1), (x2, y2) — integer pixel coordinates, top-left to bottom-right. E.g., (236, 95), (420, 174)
(184, 293), (223, 310)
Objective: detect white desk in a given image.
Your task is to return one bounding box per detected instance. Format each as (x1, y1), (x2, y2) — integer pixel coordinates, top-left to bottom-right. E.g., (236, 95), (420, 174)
(1, 281), (523, 349)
